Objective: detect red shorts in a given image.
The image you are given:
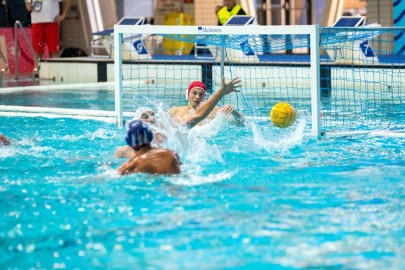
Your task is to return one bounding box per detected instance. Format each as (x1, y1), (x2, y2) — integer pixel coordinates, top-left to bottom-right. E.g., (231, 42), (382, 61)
(31, 22), (60, 55)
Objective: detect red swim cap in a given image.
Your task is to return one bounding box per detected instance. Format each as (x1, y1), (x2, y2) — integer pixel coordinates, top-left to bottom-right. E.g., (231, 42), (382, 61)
(187, 81), (206, 98)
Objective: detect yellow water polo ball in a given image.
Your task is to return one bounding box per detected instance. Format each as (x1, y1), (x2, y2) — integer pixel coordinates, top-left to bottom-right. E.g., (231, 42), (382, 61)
(270, 102), (296, 128)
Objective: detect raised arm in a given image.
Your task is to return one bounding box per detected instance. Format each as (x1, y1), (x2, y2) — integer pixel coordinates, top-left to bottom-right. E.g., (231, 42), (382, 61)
(183, 78), (242, 128)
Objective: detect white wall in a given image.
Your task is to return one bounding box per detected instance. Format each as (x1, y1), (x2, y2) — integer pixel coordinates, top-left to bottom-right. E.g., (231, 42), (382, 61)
(122, 0), (154, 18)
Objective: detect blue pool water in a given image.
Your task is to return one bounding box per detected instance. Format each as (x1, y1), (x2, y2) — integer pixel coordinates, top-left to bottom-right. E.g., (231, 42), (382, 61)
(1, 113), (404, 269)
(0, 88), (115, 110)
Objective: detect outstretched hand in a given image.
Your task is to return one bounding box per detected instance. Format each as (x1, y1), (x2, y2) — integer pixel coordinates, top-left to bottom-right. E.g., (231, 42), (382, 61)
(220, 77), (242, 97)
(221, 105), (235, 116)
(221, 105), (246, 126)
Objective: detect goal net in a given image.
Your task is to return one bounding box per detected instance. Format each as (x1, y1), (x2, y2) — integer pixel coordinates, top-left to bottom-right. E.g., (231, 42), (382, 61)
(114, 24), (405, 136)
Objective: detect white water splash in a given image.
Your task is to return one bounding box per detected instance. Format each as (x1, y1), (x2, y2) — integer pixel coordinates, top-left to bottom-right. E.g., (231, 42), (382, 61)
(168, 166), (236, 186)
(0, 146), (17, 158)
(75, 167), (122, 182)
(149, 106), (224, 165)
(0, 137), (54, 158)
(249, 117), (306, 152)
(190, 111), (229, 138)
(91, 128), (118, 140)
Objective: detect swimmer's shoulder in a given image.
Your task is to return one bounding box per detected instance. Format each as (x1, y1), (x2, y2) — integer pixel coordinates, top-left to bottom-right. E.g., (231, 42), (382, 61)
(168, 106), (179, 116)
(168, 106), (187, 117)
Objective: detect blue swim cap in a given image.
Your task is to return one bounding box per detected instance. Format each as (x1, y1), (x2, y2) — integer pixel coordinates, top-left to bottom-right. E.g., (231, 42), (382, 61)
(125, 120), (154, 148)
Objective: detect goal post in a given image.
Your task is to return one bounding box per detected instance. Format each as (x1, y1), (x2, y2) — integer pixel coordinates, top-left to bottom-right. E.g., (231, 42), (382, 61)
(114, 24), (322, 136)
(113, 23), (405, 137)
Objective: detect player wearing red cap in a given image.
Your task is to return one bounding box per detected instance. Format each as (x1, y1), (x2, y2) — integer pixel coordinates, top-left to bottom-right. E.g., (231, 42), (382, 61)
(169, 78), (245, 128)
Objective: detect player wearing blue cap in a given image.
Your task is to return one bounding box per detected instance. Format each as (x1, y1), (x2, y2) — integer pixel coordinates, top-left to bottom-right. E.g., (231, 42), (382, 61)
(115, 107), (166, 158)
(117, 120), (181, 175)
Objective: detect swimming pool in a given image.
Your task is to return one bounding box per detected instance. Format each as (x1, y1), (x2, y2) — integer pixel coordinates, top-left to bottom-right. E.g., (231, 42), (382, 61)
(0, 83), (115, 111)
(1, 106), (404, 268)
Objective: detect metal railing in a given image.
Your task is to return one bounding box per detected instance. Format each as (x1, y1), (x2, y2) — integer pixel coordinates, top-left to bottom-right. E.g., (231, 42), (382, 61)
(14, 20), (39, 80)
(0, 46), (9, 87)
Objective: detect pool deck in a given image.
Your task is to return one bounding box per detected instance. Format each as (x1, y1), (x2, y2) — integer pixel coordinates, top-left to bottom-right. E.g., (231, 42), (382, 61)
(1, 53), (405, 88)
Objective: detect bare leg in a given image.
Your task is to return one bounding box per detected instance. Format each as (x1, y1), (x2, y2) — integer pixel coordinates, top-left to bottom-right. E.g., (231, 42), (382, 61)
(32, 52), (41, 78)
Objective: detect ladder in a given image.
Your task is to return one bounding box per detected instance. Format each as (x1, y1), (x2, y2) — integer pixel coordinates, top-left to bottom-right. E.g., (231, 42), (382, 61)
(13, 20), (40, 80)
(0, 46), (9, 87)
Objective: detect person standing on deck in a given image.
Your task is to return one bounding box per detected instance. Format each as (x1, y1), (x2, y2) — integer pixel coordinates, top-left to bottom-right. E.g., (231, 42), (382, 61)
(25, 0), (72, 74)
(216, 0), (247, 26)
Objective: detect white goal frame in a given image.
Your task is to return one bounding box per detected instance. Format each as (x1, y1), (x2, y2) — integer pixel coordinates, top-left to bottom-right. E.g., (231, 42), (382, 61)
(113, 24), (321, 137)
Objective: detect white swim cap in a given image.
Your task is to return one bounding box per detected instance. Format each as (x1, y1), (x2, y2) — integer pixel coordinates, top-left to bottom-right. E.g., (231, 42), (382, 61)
(132, 107), (154, 120)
